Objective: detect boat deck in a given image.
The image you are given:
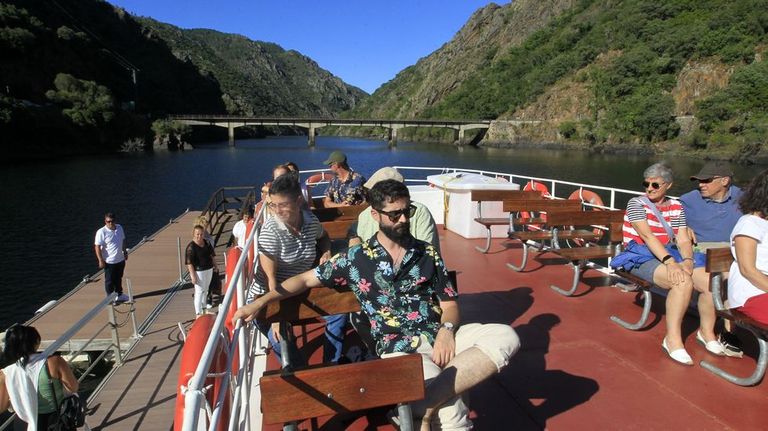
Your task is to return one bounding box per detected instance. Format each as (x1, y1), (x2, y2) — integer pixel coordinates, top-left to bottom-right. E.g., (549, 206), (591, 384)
(261, 228), (766, 430)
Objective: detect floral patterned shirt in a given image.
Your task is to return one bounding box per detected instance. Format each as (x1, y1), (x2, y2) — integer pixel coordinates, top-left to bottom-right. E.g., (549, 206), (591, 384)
(325, 170), (367, 205)
(314, 236), (457, 355)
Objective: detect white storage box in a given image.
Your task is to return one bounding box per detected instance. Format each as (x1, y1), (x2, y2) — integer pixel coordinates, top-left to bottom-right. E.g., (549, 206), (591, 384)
(426, 172), (520, 239)
(408, 185), (445, 225)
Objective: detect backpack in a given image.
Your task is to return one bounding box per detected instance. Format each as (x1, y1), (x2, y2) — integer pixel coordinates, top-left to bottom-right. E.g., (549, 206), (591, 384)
(45, 361), (86, 431)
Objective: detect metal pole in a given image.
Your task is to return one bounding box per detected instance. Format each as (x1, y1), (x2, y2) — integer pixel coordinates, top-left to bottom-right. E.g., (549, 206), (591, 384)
(127, 279), (141, 339)
(107, 305), (123, 365)
(178, 237), (184, 282)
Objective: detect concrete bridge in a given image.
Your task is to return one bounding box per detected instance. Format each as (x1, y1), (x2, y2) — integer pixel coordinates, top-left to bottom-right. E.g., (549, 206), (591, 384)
(168, 115), (510, 147)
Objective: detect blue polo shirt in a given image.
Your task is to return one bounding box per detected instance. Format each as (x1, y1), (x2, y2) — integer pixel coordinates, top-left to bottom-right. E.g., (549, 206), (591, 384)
(680, 185), (743, 242)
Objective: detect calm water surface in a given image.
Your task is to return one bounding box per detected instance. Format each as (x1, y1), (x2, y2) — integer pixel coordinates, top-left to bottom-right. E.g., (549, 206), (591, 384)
(0, 136), (763, 328)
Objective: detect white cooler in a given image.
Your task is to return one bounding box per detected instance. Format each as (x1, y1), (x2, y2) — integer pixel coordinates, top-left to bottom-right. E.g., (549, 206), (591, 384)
(426, 172), (520, 239)
(408, 185), (445, 225)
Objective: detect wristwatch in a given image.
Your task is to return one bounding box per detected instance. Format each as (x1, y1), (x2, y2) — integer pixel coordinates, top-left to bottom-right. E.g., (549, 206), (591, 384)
(440, 322), (455, 332)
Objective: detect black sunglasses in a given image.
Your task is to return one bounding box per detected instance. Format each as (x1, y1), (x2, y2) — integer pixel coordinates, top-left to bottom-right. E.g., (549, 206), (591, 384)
(698, 176), (722, 184)
(375, 204), (417, 222)
(642, 181), (664, 190)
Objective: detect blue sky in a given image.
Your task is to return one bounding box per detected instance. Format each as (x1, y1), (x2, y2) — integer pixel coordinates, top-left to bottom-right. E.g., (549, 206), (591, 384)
(106, 1), (503, 94)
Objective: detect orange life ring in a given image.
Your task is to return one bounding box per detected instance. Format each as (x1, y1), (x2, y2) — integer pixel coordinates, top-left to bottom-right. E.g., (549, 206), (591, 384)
(174, 315), (230, 431)
(568, 189), (605, 246)
(305, 172), (332, 207)
(520, 181), (551, 231)
(224, 247), (243, 337)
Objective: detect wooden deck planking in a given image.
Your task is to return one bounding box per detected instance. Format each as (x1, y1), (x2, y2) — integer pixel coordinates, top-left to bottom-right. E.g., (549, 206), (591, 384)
(86, 287), (190, 430)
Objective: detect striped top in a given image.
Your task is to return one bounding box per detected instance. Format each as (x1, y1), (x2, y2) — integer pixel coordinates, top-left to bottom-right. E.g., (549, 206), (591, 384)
(623, 196), (687, 245)
(247, 210), (324, 300)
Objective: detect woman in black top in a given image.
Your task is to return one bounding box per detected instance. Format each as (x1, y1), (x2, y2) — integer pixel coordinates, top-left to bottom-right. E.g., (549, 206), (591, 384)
(186, 225), (216, 317)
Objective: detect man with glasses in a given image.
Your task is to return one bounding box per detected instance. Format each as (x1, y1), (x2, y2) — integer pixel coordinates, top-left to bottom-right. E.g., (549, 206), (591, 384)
(94, 212), (130, 303)
(234, 180), (520, 430)
(322, 151), (367, 208)
(681, 161), (744, 356)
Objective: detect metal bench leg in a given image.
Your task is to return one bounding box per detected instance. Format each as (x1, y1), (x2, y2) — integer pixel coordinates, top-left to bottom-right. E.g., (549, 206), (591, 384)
(610, 290), (652, 330)
(506, 242), (529, 271)
(475, 228), (492, 253)
(550, 261), (584, 296)
(397, 403), (414, 431)
(700, 329), (768, 386)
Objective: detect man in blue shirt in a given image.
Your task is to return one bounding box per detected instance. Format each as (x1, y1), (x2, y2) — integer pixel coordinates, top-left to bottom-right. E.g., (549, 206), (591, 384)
(680, 162), (743, 250)
(680, 161), (744, 357)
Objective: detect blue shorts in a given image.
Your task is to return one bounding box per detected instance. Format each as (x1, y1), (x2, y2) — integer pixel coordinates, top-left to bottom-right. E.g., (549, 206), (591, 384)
(628, 258), (661, 282)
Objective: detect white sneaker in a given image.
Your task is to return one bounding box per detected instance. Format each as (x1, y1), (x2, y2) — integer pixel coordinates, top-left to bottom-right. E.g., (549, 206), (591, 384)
(206, 303), (213, 310)
(115, 294), (130, 303)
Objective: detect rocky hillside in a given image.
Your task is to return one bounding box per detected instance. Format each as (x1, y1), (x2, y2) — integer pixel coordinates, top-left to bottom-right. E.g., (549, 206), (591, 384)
(348, 0), (768, 162)
(138, 19), (366, 117)
(350, 0), (575, 119)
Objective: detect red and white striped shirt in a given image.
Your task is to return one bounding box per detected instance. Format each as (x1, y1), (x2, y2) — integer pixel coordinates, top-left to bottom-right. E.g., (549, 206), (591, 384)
(622, 197), (687, 245)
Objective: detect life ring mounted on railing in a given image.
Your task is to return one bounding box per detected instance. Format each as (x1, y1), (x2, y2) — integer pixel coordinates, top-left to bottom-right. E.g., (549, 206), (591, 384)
(568, 188), (605, 246)
(520, 180), (551, 231)
(305, 172), (332, 208)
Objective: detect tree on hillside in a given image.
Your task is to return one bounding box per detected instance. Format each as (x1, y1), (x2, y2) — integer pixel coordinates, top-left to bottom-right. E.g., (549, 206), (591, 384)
(45, 73), (115, 127)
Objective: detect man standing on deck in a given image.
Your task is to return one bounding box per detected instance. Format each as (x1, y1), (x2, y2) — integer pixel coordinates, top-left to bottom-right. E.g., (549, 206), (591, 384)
(234, 180), (520, 431)
(680, 161), (744, 357)
(322, 151), (367, 208)
(94, 212), (130, 303)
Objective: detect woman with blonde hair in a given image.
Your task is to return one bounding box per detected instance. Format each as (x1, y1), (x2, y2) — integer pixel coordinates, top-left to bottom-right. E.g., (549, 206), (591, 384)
(185, 225), (217, 317)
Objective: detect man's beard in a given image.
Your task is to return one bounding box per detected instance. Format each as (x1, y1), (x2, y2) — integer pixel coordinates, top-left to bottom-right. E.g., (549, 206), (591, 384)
(379, 221), (411, 245)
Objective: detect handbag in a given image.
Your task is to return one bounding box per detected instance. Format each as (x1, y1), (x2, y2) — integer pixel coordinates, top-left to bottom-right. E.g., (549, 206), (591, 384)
(45, 360), (85, 431)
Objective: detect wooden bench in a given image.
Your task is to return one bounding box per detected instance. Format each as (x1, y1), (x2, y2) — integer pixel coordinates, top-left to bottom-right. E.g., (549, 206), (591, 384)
(700, 248), (768, 386)
(313, 204), (368, 223)
(540, 210), (625, 296)
(257, 286), (424, 428)
(472, 190), (542, 253)
(502, 199), (589, 270)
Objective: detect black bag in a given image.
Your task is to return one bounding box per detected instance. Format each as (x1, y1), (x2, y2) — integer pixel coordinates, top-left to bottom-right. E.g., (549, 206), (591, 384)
(45, 361), (85, 431)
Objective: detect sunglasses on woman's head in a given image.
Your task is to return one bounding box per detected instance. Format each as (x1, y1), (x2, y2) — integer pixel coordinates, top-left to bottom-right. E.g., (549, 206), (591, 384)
(642, 181), (664, 190)
(375, 204), (417, 222)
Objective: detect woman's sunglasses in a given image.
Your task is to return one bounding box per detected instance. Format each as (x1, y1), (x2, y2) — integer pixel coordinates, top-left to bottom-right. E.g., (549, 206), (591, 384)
(642, 181), (665, 190)
(375, 204), (417, 222)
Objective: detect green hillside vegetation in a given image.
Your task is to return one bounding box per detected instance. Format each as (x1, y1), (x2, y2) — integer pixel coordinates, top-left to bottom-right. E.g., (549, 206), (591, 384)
(137, 20), (366, 116)
(424, 0), (768, 153)
(0, 0), (365, 161)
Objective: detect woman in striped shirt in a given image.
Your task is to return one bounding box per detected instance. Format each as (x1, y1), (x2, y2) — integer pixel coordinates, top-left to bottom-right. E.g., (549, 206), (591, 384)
(623, 162), (723, 365)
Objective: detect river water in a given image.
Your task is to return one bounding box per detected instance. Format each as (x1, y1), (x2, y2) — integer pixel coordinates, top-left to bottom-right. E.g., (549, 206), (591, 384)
(0, 136), (763, 329)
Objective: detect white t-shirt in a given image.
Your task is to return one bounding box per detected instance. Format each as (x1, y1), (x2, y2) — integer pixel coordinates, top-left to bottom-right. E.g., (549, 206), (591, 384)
(95, 224), (126, 264)
(232, 220), (248, 248)
(728, 214), (768, 308)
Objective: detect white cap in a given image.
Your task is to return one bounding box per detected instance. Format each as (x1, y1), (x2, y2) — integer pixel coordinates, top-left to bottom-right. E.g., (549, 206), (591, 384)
(364, 167), (404, 189)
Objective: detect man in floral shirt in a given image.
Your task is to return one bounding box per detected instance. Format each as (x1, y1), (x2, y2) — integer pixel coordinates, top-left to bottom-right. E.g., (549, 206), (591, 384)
(322, 151), (367, 207)
(234, 180), (520, 431)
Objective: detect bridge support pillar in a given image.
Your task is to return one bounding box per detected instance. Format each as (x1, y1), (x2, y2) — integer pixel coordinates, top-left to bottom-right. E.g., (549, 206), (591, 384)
(387, 127), (398, 148)
(308, 126), (317, 147)
(228, 124), (235, 146)
(455, 127), (466, 146)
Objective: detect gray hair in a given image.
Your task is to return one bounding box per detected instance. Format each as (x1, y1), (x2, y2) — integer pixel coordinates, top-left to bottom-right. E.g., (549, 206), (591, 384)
(643, 162), (674, 183)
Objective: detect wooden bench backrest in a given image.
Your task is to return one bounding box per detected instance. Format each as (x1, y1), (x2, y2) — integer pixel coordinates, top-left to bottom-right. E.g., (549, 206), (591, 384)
(260, 353), (424, 424)
(322, 219), (356, 241)
(471, 190), (541, 202)
(502, 199), (581, 213)
(259, 287), (361, 325)
(313, 204), (368, 222)
(706, 247), (733, 274)
(545, 210), (625, 243)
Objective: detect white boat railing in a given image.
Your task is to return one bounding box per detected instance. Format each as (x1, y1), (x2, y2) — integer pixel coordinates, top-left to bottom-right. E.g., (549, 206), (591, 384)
(180, 202), (266, 431)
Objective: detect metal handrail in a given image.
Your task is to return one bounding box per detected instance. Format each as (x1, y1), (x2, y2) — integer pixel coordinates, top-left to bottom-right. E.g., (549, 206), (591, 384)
(0, 293), (130, 431)
(181, 200), (266, 431)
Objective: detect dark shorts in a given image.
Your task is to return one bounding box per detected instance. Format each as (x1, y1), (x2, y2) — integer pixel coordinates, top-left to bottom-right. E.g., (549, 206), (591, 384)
(628, 258), (661, 282)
